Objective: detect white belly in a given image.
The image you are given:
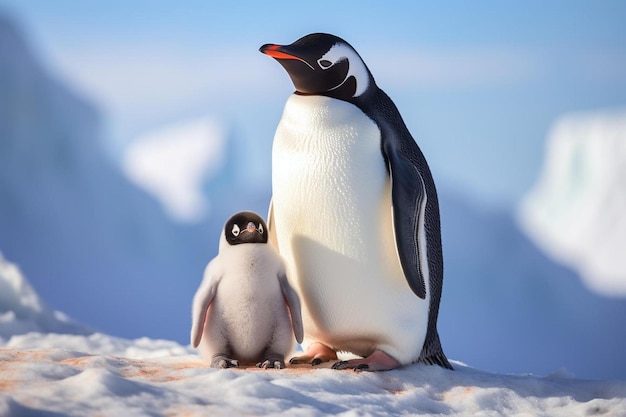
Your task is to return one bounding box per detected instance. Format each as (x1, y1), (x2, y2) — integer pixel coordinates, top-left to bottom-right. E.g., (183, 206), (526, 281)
(271, 94), (429, 364)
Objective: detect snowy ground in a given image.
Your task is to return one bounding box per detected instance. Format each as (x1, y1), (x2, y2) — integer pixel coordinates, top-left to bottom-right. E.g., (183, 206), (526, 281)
(2, 336), (626, 417)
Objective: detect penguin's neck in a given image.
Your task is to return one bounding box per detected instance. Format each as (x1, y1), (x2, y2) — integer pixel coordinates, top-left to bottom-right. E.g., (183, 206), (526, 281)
(274, 94), (377, 152)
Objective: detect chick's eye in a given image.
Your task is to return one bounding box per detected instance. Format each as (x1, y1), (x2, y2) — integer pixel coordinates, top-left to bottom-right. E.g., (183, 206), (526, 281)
(318, 59), (332, 69)
(258, 223), (264, 234)
(232, 224), (240, 236)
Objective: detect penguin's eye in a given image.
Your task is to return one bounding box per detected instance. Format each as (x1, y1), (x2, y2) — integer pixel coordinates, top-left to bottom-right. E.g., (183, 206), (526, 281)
(318, 59), (333, 69)
(231, 224), (240, 237)
(258, 223), (264, 234)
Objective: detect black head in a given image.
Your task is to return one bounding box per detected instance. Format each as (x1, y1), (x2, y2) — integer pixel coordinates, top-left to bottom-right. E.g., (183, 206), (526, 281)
(224, 211), (268, 246)
(260, 33), (374, 102)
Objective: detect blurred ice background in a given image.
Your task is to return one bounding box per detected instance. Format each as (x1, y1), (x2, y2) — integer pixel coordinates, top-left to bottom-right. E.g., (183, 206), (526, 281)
(1, 1), (625, 379)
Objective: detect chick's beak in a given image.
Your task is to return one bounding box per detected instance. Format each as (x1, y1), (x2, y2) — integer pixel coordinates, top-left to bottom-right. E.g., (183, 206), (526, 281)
(245, 222), (256, 233)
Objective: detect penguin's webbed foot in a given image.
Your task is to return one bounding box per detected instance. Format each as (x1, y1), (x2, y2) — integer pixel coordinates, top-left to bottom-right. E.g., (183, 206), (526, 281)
(331, 349), (400, 372)
(331, 361), (370, 371)
(211, 353), (239, 369)
(289, 342), (338, 366)
(257, 359), (284, 369)
(257, 352), (286, 369)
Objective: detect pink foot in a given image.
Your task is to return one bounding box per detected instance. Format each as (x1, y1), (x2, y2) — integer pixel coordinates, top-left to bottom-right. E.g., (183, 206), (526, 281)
(331, 350), (400, 372)
(289, 342), (338, 366)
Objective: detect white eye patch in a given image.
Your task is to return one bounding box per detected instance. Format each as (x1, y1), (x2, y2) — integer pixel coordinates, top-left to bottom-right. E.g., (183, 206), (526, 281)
(317, 43), (369, 97)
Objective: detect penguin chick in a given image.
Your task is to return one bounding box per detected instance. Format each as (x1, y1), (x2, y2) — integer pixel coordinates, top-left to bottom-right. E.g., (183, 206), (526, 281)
(191, 211), (303, 369)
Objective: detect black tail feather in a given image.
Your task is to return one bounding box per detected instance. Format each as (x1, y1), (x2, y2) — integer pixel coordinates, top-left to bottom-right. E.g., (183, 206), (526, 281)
(417, 330), (453, 370)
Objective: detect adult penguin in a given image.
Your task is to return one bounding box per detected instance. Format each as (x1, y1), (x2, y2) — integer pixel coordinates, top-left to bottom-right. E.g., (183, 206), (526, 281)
(260, 33), (452, 371)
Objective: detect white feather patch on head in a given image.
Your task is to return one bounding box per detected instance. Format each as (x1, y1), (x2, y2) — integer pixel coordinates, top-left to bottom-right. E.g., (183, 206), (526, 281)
(317, 43), (370, 97)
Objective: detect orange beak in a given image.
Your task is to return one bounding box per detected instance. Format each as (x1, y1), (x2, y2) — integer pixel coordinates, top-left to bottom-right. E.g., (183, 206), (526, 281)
(259, 44), (300, 61)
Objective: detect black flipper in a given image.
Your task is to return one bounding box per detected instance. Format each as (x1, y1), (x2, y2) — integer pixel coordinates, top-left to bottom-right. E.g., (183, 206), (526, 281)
(384, 145), (427, 299)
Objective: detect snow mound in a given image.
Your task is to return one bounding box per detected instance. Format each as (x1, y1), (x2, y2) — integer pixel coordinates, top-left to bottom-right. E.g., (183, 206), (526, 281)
(122, 118), (227, 223)
(518, 109), (626, 297)
(5, 332), (192, 359)
(0, 250), (190, 358)
(0, 252), (90, 340)
(0, 348), (625, 417)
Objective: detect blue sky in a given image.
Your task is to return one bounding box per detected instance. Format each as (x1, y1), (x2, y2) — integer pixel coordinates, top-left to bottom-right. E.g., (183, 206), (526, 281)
(1, 0), (625, 208)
